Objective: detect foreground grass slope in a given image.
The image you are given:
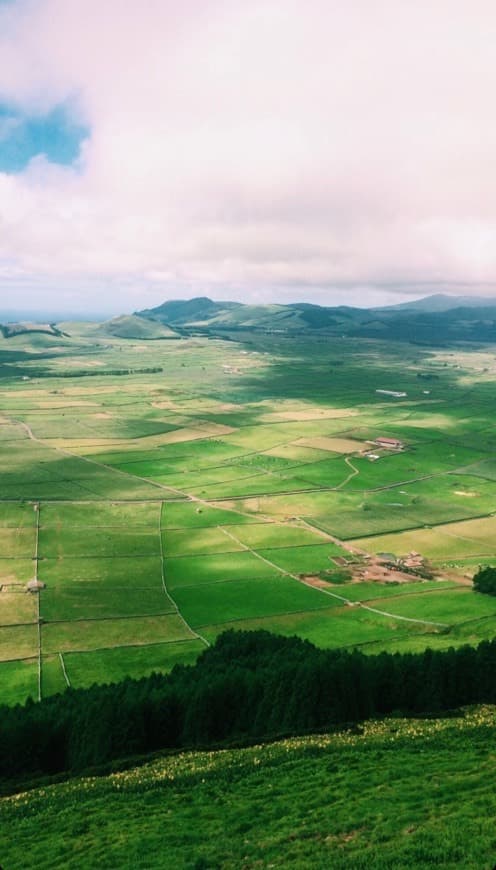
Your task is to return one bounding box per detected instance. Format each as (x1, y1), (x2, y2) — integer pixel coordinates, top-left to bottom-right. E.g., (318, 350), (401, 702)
(2, 707), (496, 869)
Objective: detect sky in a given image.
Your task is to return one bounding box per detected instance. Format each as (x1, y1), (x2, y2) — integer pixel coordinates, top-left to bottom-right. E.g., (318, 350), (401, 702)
(1, 0), (496, 315)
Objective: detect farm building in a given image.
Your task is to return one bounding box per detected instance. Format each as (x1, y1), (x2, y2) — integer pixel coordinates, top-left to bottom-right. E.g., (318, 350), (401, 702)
(403, 552), (424, 568)
(375, 437), (403, 450)
(26, 579), (45, 593)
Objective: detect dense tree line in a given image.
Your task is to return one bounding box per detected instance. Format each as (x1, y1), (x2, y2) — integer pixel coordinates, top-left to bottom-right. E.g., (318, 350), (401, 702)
(2, 630), (496, 783)
(32, 366), (164, 378)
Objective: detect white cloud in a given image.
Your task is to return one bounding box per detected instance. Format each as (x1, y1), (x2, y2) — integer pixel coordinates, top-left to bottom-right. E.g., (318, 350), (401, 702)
(1, 0), (496, 311)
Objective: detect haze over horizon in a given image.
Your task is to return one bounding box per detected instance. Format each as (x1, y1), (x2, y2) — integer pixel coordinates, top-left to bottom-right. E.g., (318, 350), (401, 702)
(1, 0), (496, 314)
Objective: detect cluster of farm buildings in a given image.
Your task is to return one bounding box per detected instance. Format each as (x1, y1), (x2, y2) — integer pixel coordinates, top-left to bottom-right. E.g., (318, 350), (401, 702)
(364, 436), (403, 460)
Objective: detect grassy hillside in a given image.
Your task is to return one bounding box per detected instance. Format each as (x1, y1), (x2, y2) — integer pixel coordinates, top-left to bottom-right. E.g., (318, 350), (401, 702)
(0, 322), (68, 339)
(139, 296), (363, 334)
(2, 706), (496, 868)
(138, 294), (496, 343)
(97, 314), (179, 339)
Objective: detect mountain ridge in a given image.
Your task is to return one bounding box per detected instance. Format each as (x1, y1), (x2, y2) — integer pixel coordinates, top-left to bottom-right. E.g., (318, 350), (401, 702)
(376, 292), (496, 312)
(136, 293), (496, 344)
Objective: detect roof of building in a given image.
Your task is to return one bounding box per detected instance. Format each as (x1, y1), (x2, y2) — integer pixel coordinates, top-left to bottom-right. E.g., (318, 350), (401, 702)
(26, 579), (45, 590)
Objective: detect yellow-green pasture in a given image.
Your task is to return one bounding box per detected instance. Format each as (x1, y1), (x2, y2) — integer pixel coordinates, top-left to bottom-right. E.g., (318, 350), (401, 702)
(353, 515), (496, 568)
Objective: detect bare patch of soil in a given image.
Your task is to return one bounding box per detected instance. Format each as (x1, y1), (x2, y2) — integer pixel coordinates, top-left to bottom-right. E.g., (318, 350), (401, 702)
(300, 574), (335, 588)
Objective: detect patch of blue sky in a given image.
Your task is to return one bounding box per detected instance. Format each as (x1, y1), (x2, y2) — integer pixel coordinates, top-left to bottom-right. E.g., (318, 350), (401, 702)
(0, 102), (89, 173)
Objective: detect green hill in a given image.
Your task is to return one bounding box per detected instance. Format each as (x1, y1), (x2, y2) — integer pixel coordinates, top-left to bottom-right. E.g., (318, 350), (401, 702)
(2, 707), (495, 868)
(137, 294), (496, 343)
(0, 322), (69, 338)
(378, 292), (496, 312)
(139, 295), (242, 324)
(97, 314), (179, 339)
(138, 296), (320, 332)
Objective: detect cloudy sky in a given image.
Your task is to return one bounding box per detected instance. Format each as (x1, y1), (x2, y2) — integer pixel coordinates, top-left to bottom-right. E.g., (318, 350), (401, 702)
(1, 0), (496, 314)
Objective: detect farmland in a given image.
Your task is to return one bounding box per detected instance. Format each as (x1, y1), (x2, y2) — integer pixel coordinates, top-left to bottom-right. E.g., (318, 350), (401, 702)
(3, 323), (496, 704)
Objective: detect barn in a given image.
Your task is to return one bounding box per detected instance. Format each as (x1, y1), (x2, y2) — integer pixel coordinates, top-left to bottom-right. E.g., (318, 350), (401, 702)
(375, 437), (403, 450)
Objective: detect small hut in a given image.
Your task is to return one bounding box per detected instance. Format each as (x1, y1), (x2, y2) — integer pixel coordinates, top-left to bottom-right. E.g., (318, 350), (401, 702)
(26, 579), (45, 593)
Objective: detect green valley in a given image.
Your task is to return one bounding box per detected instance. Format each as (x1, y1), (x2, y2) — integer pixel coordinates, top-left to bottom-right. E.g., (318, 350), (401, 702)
(2, 313), (496, 705)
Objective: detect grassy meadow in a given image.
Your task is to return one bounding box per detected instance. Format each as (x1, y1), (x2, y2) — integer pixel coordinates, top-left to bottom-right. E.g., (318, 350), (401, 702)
(3, 324), (496, 703)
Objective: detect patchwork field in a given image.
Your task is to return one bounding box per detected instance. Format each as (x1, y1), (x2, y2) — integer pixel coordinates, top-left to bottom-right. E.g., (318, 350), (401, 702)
(2, 326), (496, 704)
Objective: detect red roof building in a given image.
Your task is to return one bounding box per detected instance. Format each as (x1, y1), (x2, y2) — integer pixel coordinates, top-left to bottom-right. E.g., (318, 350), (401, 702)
(375, 437), (403, 449)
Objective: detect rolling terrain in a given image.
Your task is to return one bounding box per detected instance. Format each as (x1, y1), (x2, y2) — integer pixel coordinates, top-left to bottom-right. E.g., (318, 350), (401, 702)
(138, 293), (496, 343)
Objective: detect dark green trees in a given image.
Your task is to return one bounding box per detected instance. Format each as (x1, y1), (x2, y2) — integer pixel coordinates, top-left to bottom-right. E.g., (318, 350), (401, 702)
(3, 630), (496, 784)
(473, 566), (496, 596)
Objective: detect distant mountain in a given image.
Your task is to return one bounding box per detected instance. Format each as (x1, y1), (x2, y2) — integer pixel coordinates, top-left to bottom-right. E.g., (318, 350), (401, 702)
(3, 293), (496, 347)
(377, 293), (496, 313)
(97, 314), (179, 340)
(138, 296), (241, 325)
(139, 296), (369, 333)
(136, 294), (496, 345)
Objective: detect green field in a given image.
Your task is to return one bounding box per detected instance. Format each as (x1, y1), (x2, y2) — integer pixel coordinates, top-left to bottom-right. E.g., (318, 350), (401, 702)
(354, 515), (496, 564)
(2, 706), (496, 869)
(3, 327), (496, 703)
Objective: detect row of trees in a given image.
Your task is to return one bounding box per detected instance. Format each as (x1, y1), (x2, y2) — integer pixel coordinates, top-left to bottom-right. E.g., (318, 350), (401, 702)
(2, 629), (496, 784)
(33, 366), (164, 378)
